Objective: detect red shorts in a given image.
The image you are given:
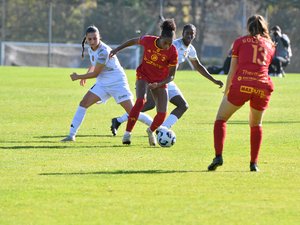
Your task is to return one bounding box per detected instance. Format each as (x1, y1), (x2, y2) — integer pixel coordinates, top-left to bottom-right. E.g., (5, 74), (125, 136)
(227, 84), (273, 110)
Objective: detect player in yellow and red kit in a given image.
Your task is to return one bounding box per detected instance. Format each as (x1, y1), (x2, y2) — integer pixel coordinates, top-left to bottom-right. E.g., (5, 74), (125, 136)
(208, 15), (275, 172)
(109, 19), (178, 146)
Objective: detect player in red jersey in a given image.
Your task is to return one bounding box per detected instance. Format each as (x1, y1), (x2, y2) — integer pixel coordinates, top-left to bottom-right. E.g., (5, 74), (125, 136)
(109, 19), (178, 146)
(208, 15), (275, 172)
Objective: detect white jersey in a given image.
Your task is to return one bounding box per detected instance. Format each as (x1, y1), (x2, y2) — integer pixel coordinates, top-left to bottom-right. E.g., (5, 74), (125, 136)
(173, 38), (198, 64)
(168, 38), (198, 92)
(88, 42), (127, 85)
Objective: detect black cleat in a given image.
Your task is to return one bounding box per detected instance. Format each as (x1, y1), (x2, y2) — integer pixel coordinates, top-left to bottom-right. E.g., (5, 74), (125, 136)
(208, 155), (223, 171)
(250, 163), (260, 172)
(110, 118), (121, 136)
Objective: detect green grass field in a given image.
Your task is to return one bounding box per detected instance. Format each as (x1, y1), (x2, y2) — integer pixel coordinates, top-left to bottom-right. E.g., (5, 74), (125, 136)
(0, 66), (299, 225)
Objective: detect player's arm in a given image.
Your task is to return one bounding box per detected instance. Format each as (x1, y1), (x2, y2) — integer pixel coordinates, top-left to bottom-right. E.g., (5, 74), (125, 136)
(148, 65), (177, 90)
(224, 57), (237, 95)
(80, 66), (95, 86)
(70, 63), (105, 81)
(109, 38), (140, 57)
(190, 58), (223, 88)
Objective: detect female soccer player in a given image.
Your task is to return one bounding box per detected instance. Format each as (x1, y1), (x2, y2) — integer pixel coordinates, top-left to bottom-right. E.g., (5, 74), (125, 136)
(61, 25), (152, 142)
(109, 19), (178, 146)
(207, 15), (275, 172)
(110, 24), (223, 136)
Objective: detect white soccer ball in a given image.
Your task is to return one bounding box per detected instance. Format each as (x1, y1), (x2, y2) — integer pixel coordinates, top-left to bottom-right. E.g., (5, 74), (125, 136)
(156, 127), (176, 147)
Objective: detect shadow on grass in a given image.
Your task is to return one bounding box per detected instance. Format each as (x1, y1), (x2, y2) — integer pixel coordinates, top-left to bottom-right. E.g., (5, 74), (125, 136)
(39, 170), (252, 176)
(228, 120), (300, 125)
(34, 134), (112, 139)
(195, 120), (300, 125)
(0, 145), (125, 150)
(39, 169), (203, 176)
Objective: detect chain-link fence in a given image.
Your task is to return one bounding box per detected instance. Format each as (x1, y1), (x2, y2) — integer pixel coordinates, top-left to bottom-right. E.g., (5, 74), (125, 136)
(0, 0), (299, 71)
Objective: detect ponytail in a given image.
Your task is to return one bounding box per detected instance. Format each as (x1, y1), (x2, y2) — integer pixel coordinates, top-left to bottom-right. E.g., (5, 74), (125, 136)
(81, 36), (86, 59)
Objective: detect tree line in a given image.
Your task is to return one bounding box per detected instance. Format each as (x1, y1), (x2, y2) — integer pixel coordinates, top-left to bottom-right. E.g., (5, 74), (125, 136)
(0, 0), (299, 72)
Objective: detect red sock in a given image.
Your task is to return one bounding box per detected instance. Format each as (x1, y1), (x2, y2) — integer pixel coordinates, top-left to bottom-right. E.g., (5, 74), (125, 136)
(214, 120), (226, 156)
(150, 112), (167, 131)
(250, 126), (262, 163)
(126, 98), (145, 132)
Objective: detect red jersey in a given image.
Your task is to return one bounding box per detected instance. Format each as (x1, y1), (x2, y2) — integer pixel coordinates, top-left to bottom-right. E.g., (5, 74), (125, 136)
(136, 35), (178, 83)
(231, 35), (275, 88)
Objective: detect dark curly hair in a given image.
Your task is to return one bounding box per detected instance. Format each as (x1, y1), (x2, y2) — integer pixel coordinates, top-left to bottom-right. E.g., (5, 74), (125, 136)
(160, 18), (176, 38)
(183, 24), (196, 33)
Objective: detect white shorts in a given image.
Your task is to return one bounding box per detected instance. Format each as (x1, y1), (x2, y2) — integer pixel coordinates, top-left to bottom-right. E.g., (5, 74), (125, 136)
(89, 81), (133, 104)
(167, 81), (184, 100)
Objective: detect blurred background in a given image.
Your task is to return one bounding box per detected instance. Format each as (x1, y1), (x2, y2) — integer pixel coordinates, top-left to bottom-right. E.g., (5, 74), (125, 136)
(0, 0), (299, 72)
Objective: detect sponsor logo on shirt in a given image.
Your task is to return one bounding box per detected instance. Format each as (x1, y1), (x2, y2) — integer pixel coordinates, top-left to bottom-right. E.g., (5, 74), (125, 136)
(151, 54), (158, 61)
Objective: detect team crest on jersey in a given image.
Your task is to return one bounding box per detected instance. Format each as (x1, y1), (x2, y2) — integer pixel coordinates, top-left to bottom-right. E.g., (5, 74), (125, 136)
(151, 54), (158, 61)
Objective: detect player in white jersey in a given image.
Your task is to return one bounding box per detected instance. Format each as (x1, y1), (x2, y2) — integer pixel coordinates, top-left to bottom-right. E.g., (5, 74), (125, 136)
(110, 24), (223, 135)
(61, 25), (152, 141)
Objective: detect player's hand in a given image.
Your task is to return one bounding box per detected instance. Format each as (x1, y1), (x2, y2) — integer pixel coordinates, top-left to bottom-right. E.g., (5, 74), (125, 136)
(148, 82), (159, 89)
(215, 80), (224, 88)
(109, 49), (118, 58)
(70, 72), (79, 81)
(80, 79), (87, 86)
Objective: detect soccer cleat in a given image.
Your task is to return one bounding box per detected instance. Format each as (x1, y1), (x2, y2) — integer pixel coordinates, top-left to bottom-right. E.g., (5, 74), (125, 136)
(111, 118), (121, 136)
(146, 127), (157, 146)
(61, 135), (75, 142)
(207, 155), (223, 171)
(250, 163), (260, 172)
(122, 132), (131, 145)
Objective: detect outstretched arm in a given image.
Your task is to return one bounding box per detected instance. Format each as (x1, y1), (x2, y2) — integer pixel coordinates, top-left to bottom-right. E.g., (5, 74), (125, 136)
(190, 59), (223, 88)
(109, 38), (140, 57)
(70, 63), (105, 81)
(80, 66), (95, 86)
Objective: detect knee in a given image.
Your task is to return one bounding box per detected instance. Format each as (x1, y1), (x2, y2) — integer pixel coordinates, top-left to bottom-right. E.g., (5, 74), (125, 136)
(135, 98), (146, 110)
(79, 99), (89, 108)
(178, 100), (189, 112)
(183, 102), (189, 112)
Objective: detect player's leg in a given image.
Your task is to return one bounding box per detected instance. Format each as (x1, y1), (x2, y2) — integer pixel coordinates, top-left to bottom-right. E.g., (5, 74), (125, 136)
(141, 89), (156, 112)
(249, 107), (265, 172)
(146, 87), (168, 146)
(122, 80), (148, 144)
(248, 87), (272, 172)
(110, 85), (153, 136)
(160, 82), (188, 129)
(162, 95), (188, 129)
(61, 91), (100, 142)
(208, 95), (241, 170)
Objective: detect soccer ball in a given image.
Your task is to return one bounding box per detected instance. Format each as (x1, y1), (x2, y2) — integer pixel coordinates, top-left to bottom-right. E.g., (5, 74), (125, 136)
(156, 127), (176, 147)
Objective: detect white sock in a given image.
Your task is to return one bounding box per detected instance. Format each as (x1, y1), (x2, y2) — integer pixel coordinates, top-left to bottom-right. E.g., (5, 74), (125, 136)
(138, 112), (153, 126)
(162, 114), (178, 129)
(69, 106), (87, 137)
(117, 113), (129, 123)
